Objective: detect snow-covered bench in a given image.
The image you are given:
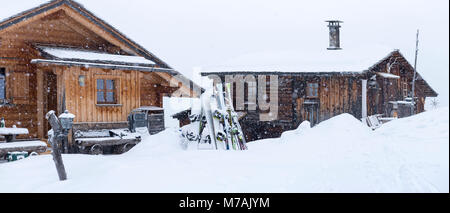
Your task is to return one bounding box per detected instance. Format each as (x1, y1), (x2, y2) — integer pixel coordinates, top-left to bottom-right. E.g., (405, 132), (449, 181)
(0, 127), (29, 142)
(0, 141), (47, 158)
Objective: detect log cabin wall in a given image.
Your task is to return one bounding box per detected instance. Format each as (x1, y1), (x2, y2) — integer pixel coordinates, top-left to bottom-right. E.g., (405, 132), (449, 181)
(62, 66), (140, 124)
(0, 9), (125, 139)
(203, 51), (437, 142)
(0, 63), (38, 140)
(292, 75), (362, 127)
(366, 51), (430, 117)
(62, 67), (178, 124)
(210, 73), (364, 141)
(140, 72), (178, 107)
(1, 6), (190, 139)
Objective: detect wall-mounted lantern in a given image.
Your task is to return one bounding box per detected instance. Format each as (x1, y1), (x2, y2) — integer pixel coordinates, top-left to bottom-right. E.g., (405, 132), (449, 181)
(79, 75), (86, 87)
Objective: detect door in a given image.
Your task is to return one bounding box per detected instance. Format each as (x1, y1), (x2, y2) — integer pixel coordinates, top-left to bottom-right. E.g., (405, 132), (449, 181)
(304, 103), (320, 126)
(45, 72), (58, 137)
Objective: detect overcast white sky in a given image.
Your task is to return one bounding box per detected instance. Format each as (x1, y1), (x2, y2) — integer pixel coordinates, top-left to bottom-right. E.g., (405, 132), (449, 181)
(2, 0), (449, 106)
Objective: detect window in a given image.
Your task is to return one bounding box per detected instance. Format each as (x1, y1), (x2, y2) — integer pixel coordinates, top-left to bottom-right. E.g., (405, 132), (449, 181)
(0, 68), (5, 101)
(97, 79), (118, 104)
(306, 82), (319, 98)
(402, 79), (409, 98)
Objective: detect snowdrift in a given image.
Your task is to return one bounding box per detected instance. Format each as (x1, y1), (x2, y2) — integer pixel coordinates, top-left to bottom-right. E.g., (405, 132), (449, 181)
(0, 109), (448, 193)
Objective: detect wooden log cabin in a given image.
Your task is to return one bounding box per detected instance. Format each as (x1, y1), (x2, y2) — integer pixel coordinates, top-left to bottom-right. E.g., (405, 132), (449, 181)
(202, 50), (438, 141)
(0, 0), (200, 140)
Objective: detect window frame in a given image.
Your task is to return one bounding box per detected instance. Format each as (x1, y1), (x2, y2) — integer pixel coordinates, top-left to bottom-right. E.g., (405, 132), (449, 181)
(95, 76), (121, 106)
(306, 82), (319, 98)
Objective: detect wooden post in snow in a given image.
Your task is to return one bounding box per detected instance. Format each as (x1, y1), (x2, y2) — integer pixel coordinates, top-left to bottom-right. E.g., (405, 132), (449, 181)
(46, 110), (67, 181)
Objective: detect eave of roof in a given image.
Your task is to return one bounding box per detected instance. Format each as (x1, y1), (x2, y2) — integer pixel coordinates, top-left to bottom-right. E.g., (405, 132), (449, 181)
(31, 59), (178, 74)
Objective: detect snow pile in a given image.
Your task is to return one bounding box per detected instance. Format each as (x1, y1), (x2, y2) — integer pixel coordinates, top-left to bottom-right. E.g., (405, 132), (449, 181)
(0, 109), (447, 193)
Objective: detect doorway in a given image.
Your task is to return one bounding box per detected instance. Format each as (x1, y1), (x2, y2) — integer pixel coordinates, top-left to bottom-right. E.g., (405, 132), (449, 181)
(303, 102), (320, 126)
(45, 72), (58, 137)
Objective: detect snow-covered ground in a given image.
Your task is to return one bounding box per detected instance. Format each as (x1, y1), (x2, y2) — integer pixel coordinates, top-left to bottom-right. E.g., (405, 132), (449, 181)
(0, 107), (448, 193)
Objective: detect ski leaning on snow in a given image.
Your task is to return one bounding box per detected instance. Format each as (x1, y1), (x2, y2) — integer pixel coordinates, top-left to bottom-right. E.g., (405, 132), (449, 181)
(179, 83), (247, 150)
(210, 85), (228, 150)
(215, 83), (234, 150)
(224, 83), (248, 150)
(198, 90), (217, 150)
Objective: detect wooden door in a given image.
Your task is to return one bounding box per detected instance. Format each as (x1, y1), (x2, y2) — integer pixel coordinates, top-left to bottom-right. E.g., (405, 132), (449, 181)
(304, 103), (319, 126)
(45, 72), (58, 137)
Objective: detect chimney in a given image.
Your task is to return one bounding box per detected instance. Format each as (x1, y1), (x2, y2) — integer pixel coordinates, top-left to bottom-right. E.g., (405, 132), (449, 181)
(326, 20), (343, 50)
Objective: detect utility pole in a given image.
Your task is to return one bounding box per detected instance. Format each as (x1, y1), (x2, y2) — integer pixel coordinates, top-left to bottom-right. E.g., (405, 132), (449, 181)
(411, 29), (419, 114)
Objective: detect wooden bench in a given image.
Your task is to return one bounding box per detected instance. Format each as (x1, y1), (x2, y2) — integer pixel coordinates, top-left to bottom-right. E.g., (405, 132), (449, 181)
(0, 140), (48, 158)
(0, 128), (29, 142)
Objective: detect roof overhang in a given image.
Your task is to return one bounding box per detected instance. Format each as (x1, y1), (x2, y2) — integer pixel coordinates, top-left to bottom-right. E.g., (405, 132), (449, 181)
(31, 59), (178, 74)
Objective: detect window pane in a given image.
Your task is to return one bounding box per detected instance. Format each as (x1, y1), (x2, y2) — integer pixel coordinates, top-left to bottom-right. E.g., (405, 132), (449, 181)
(0, 78), (5, 100)
(307, 83), (319, 97)
(0, 69), (5, 100)
(97, 91), (105, 103)
(97, 79), (104, 90)
(106, 80), (114, 90)
(106, 92), (115, 103)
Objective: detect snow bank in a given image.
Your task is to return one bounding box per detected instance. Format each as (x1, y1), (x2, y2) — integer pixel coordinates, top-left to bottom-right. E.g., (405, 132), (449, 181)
(0, 110), (447, 193)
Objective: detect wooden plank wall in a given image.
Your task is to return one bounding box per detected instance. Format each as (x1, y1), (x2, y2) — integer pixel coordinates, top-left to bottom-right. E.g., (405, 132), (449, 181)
(0, 63), (38, 139)
(64, 67), (141, 123)
(318, 76), (362, 122)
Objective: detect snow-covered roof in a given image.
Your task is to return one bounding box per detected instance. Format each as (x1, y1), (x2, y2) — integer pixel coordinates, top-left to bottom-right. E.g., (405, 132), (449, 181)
(40, 47), (156, 65)
(376, 72), (400, 79)
(201, 45), (396, 74)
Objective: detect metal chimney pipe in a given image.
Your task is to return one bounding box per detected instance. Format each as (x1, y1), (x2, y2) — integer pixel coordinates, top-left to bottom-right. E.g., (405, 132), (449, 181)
(326, 20), (343, 50)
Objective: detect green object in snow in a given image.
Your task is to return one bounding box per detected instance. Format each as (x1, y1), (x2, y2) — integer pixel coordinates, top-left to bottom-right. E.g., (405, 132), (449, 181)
(6, 152), (29, 162)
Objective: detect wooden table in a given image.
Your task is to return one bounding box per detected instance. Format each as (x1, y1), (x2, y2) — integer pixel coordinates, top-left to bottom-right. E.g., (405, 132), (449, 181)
(0, 128), (29, 142)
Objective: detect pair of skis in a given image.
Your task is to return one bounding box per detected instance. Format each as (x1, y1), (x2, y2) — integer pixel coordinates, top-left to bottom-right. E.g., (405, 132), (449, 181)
(208, 83), (247, 150)
(192, 83), (247, 150)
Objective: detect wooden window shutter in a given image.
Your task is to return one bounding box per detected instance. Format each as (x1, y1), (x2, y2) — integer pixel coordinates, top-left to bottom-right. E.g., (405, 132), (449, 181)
(11, 71), (30, 105)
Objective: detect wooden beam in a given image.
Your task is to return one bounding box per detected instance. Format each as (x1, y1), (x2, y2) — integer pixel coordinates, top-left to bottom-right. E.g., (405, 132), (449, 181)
(36, 68), (45, 139)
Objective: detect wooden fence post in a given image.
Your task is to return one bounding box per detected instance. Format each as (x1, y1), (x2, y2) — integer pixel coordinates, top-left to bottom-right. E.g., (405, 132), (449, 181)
(46, 110), (67, 181)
